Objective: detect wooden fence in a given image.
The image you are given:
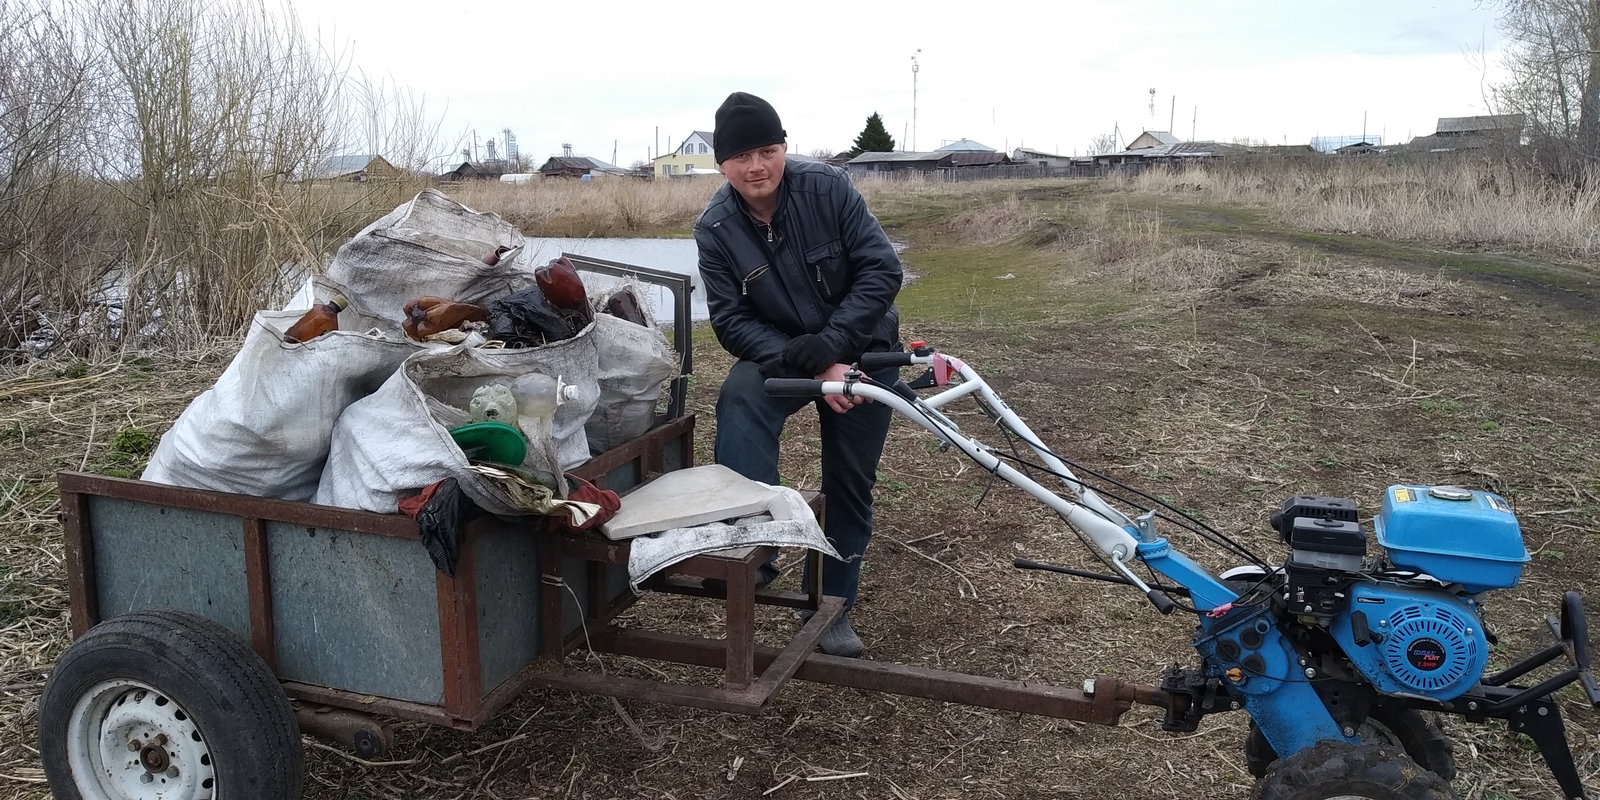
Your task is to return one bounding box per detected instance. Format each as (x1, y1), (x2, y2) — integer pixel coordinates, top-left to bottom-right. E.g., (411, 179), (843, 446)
(849, 162), (1131, 184)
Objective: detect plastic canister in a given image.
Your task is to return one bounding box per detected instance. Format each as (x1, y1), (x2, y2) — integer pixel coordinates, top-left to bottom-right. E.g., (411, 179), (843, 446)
(509, 373), (579, 446)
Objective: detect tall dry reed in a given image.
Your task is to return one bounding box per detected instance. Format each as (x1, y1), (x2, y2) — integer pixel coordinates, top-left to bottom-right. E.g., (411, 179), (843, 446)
(1112, 156), (1600, 257)
(447, 177), (722, 237)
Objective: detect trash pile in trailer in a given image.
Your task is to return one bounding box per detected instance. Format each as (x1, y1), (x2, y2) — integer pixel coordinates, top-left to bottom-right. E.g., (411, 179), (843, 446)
(137, 189), (688, 569)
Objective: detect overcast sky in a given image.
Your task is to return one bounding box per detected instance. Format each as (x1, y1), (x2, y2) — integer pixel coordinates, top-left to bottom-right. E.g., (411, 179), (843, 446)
(303, 0), (1506, 167)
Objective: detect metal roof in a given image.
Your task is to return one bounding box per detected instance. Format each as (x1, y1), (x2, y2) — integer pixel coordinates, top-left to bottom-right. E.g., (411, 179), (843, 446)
(311, 154), (378, 178)
(1129, 131), (1181, 147)
(1436, 114), (1523, 135)
(934, 138), (995, 152)
(846, 151), (952, 164)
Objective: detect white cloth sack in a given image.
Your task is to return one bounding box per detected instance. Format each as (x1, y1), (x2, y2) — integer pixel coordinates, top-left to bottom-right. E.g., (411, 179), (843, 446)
(314, 329), (600, 515)
(626, 486), (837, 590)
(586, 285), (678, 454)
(141, 306), (416, 501)
(326, 188), (535, 329)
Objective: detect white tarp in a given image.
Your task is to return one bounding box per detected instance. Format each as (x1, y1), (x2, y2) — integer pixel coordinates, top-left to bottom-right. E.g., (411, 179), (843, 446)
(625, 486), (836, 590)
(586, 285), (678, 454)
(140, 303), (416, 501)
(314, 330), (600, 516)
(327, 188), (536, 330)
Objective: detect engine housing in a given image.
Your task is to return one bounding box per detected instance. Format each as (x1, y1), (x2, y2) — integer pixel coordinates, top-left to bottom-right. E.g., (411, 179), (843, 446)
(1329, 583), (1489, 700)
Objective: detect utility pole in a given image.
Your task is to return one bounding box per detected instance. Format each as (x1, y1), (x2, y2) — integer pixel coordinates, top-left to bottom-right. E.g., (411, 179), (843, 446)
(1192, 107), (1197, 142)
(1169, 97), (1175, 136)
(911, 49), (921, 151)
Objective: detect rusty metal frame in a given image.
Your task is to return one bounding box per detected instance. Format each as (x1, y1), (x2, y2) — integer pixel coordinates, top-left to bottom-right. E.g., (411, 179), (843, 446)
(55, 407), (1171, 733)
(56, 414), (702, 732)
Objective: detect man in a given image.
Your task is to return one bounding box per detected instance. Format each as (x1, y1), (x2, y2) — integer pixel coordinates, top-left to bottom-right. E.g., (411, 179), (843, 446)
(694, 92), (904, 658)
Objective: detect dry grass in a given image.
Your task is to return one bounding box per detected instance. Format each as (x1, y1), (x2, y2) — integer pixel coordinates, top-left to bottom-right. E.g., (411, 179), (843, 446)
(1114, 156), (1600, 257)
(447, 177), (723, 237)
(3, 175), (1599, 799)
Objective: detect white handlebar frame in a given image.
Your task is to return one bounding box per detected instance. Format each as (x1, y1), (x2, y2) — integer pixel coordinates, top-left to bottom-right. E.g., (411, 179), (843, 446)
(827, 354), (1142, 562)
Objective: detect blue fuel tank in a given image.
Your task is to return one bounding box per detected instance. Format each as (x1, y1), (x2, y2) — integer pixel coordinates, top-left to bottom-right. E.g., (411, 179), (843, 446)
(1375, 485), (1529, 593)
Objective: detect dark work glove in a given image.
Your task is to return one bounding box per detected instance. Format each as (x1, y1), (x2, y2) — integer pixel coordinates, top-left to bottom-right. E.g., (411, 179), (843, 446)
(782, 334), (838, 377)
(759, 358), (809, 379)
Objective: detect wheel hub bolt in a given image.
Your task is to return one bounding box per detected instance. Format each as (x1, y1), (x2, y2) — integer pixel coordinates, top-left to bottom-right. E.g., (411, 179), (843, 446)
(127, 739), (141, 751)
(1343, 726), (1356, 737)
(140, 744), (170, 773)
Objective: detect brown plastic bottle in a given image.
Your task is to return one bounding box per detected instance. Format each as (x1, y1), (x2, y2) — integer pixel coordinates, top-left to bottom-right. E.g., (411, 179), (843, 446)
(283, 294), (348, 343)
(604, 291), (649, 326)
(535, 256), (591, 318)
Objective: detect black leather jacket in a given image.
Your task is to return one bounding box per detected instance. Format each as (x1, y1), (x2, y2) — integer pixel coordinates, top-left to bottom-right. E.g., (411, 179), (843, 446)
(695, 159), (902, 366)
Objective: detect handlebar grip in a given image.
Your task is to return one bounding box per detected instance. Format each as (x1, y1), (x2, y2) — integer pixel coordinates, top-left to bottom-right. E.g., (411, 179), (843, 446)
(857, 351), (913, 371)
(763, 378), (827, 397)
(1146, 589), (1177, 616)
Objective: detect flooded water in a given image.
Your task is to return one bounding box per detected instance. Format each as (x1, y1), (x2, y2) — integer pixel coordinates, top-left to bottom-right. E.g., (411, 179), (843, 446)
(522, 237), (707, 324)
(523, 236), (911, 326)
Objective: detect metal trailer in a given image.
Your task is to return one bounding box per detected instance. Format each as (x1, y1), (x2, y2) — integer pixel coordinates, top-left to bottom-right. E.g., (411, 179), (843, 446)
(36, 256), (1162, 800)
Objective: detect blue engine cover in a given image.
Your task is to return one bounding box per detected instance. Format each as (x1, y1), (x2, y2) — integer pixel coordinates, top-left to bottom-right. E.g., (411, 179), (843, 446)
(1377, 485), (1528, 593)
(1330, 583), (1489, 700)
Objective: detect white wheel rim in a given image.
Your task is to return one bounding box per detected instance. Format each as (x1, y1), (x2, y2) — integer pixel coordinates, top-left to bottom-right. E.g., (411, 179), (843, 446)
(66, 679), (217, 800)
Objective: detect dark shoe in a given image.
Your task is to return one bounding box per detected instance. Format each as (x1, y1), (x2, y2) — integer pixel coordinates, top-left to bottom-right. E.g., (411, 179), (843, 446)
(801, 611), (865, 658)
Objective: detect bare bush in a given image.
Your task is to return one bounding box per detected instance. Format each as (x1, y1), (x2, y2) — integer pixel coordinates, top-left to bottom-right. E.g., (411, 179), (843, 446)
(0, 0), (444, 358)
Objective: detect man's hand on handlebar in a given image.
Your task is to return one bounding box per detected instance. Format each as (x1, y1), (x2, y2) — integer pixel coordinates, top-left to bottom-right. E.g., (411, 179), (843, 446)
(818, 363), (866, 413)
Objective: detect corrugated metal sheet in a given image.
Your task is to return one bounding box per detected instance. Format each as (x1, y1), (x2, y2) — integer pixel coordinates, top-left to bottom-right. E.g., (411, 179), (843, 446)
(846, 151), (951, 164)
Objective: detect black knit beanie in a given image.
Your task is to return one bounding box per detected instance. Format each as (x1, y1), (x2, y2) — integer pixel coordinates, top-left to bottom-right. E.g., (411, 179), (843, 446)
(714, 92), (786, 163)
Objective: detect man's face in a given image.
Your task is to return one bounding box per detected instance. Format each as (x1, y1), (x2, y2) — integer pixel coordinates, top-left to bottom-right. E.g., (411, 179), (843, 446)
(718, 143), (787, 204)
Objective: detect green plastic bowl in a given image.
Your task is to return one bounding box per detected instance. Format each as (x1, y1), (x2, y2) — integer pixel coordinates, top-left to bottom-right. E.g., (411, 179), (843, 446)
(448, 421), (527, 465)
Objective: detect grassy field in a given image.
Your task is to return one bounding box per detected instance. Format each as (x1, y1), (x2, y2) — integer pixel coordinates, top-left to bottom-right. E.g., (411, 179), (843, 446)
(1, 170), (1597, 799)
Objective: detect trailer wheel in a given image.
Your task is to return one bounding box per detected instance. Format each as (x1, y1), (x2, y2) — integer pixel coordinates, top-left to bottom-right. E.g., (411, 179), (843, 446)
(39, 610), (303, 800)
(1251, 740), (1459, 800)
(1246, 707), (1455, 781)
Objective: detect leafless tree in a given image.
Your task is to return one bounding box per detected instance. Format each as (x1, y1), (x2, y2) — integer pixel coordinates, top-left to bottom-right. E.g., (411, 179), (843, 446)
(1087, 133), (1119, 156)
(0, 0), (96, 351)
(1490, 0), (1600, 172)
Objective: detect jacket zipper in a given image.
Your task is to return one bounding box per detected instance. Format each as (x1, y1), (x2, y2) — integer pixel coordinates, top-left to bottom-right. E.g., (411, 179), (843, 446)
(742, 264), (770, 296)
(815, 265), (831, 296)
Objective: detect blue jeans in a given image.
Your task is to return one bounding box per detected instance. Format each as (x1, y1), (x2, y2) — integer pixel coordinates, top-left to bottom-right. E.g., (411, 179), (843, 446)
(714, 360), (895, 610)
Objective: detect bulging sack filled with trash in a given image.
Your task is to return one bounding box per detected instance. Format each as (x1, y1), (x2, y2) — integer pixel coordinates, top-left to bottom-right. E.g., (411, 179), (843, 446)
(141, 294), (416, 501)
(327, 189), (536, 332)
(315, 327), (601, 515)
(586, 284), (677, 454)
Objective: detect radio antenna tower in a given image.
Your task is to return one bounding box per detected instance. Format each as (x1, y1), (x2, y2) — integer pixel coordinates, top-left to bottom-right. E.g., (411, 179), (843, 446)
(911, 50), (922, 151)
(1149, 88), (1156, 117)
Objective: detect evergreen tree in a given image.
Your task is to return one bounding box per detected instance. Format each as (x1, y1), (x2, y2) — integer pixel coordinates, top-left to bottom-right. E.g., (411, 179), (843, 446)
(846, 113), (896, 157)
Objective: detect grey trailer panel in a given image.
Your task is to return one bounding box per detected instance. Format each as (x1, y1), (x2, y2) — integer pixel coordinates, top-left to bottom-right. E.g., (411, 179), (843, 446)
(474, 525), (543, 693)
(266, 522), (444, 704)
(88, 497), (250, 641)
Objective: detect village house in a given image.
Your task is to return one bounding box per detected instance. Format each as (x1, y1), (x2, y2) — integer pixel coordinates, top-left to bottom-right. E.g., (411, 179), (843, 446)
(1124, 130), (1181, 151)
(1398, 114), (1525, 153)
(308, 154), (401, 182)
(539, 145), (631, 180)
(652, 131), (719, 177)
(1012, 147), (1073, 168)
(437, 162), (503, 182)
(844, 151), (956, 176)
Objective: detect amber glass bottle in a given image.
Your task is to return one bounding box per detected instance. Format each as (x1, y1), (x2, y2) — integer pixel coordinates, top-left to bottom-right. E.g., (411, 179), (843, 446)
(283, 294), (348, 343)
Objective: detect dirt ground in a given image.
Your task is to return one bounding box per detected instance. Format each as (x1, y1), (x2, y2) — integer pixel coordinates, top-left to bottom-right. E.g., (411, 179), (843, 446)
(1, 181), (1597, 799)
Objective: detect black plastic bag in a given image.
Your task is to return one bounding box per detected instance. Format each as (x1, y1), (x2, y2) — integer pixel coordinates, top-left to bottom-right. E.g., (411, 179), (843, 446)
(486, 284), (581, 348)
